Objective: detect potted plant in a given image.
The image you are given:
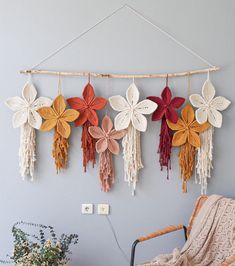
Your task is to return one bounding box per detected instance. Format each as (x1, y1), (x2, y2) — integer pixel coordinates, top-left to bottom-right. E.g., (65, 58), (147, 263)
(0, 221), (78, 266)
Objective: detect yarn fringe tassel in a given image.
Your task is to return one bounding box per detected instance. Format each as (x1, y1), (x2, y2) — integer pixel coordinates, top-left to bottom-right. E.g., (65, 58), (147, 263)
(53, 129), (69, 173)
(179, 142), (196, 193)
(19, 123), (36, 180)
(122, 124), (143, 195)
(82, 121), (96, 172)
(196, 126), (214, 195)
(158, 117), (173, 178)
(99, 150), (114, 192)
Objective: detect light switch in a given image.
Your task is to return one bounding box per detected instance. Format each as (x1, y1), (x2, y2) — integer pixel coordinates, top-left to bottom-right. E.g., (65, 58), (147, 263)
(98, 204), (110, 215)
(81, 204), (93, 214)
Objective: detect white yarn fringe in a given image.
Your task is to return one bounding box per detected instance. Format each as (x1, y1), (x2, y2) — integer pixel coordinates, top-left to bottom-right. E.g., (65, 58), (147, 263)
(195, 126), (214, 194)
(122, 124), (143, 195)
(19, 123), (36, 180)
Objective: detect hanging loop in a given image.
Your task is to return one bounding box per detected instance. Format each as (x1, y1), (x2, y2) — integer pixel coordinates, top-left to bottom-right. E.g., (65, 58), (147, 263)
(132, 76), (135, 84)
(207, 70), (210, 80)
(58, 72), (62, 95)
(88, 72), (91, 83)
(166, 74), (169, 87)
(187, 72), (191, 98)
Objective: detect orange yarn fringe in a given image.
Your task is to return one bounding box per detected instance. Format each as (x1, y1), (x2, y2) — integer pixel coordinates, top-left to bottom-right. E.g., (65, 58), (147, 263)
(82, 121), (96, 172)
(179, 142), (196, 193)
(53, 129), (69, 173)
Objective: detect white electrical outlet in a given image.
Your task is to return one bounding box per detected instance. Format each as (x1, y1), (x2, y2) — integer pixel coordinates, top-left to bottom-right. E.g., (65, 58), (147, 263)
(98, 204), (110, 215)
(81, 204), (93, 214)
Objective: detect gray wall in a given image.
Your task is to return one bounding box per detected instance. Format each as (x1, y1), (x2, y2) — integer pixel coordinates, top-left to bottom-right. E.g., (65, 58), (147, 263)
(0, 1), (234, 265)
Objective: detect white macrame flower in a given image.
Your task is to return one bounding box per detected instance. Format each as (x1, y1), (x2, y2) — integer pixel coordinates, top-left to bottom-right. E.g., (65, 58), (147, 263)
(189, 79), (231, 128)
(5, 82), (52, 179)
(109, 83), (157, 195)
(189, 78), (231, 194)
(109, 83), (157, 132)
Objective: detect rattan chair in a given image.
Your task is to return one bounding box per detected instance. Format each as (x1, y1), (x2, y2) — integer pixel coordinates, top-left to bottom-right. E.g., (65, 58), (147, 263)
(130, 195), (235, 266)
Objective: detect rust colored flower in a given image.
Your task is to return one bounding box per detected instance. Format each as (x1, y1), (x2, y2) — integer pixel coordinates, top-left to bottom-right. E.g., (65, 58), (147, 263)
(67, 83), (107, 126)
(67, 83), (107, 171)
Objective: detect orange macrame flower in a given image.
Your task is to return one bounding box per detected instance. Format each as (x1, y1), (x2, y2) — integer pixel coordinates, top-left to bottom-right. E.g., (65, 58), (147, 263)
(167, 104), (210, 192)
(67, 83), (107, 171)
(67, 83), (107, 127)
(38, 95), (79, 172)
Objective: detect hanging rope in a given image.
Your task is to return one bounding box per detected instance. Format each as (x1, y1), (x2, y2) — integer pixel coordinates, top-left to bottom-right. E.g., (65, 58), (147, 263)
(20, 4), (218, 77)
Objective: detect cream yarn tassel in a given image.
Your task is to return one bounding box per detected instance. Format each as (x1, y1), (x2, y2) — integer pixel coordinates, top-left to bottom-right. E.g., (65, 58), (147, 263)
(195, 126), (214, 194)
(19, 123), (36, 180)
(122, 124), (143, 195)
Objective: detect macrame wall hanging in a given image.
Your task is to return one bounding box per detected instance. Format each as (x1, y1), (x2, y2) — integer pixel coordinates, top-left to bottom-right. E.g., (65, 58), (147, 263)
(109, 82), (157, 195)
(147, 77), (185, 178)
(5, 82), (52, 180)
(167, 105), (210, 192)
(38, 93), (79, 173)
(14, 4), (227, 194)
(67, 82), (107, 172)
(88, 115), (126, 192)
(189, 75), (231, 194)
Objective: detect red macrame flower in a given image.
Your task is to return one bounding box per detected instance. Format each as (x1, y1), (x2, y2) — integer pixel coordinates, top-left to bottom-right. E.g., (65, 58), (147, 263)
(148, 86), (185, 177)
(148, 87), (185, 123)
(67, 83), (107, 171)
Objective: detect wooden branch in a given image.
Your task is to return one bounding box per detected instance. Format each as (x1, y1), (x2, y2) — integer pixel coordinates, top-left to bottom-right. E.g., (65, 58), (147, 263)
(19, 66), (220, 79)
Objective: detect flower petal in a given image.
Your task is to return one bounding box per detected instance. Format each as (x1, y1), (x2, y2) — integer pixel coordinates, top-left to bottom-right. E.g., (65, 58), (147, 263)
(135, 99), (157, 114)
(74, 110), (87, 126)
(102, 115), (113, 133)
(166, 106), (178, 123)
(208, 108), (223, 128)
(87, 109), (99, 126)
(61, 109), (79, 122)
(191, 121), (210, 133)
(67, 97), (87, 110)
(53, 95), (66, 116)
(5, 96), (26, 111)
(90, 97), (107, 110)
(108, 139), (119, 155)
(83, 83), (95, 104)
(132, 111), (147, 132)
(126, 83), (139, 106)
(170, 97), (185, 108)
(147, 96), (164, 106)
(33, 97), (52, 110)
(28, 109), (42, 129)
(96, 138), (108, 153)
(210, 96), (231, 111)
(57, 119), (71, 138)
(167, 119), (185, 131)
(22, 82), (37, 104)
(161, 86), (172, 104)
(38, 107), (56, 119)
(195, 107), (208, 124)
(109, 129), (126, 139)
(151, 105), (165, 121)
(202, 79), (215, 103)
(114, 110), (131, 130)
(188, 130), (200, 147)
(181, 105), (195, 124)
(88, 126), (105, 139)
(40, 119), (57, 131)
(12, 109), (27, 128)
(172, 130), (187, 146)
(109, 95), (129, 111)
(189, 94), (205, 108)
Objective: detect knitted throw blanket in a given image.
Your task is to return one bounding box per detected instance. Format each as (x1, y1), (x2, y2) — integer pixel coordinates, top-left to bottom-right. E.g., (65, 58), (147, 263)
(139, 195), (235, 266)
